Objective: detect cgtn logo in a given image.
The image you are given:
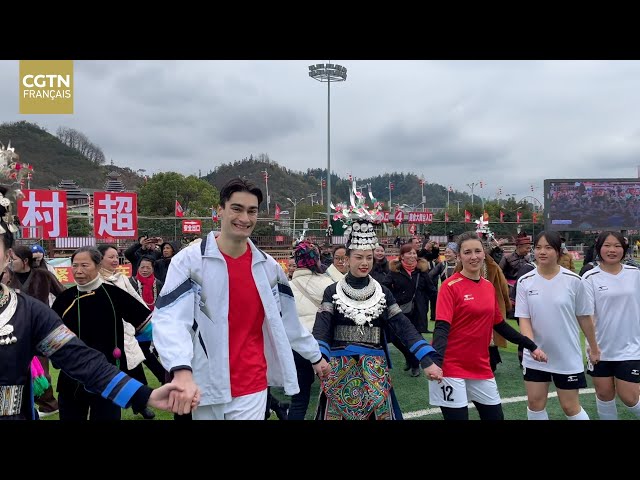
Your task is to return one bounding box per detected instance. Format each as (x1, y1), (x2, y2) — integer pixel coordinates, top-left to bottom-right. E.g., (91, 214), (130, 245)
(19, 60), (73, 114)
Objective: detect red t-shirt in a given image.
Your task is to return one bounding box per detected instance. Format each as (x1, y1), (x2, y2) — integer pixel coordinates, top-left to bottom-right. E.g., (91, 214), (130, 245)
(221, 245), (267, 397)
(435, 272), (503, 379)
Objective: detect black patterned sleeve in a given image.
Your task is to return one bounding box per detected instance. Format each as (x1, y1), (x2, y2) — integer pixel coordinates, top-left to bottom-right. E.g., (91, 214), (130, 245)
(29, 296), (152, 411)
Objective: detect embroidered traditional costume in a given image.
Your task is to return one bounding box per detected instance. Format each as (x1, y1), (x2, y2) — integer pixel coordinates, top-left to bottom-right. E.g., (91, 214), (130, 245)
(312, 181), (437, 420)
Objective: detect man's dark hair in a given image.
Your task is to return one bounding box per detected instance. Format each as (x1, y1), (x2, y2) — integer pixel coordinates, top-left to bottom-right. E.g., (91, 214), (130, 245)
(219, 178), (263, 207)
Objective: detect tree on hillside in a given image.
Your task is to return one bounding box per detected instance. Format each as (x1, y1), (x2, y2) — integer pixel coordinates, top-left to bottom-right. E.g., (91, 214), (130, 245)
(138, 172), (219, 217)
(56, 126), (105, 165)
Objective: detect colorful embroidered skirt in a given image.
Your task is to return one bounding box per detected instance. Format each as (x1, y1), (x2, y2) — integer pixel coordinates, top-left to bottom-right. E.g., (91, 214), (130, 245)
(319, 354), (395, 420)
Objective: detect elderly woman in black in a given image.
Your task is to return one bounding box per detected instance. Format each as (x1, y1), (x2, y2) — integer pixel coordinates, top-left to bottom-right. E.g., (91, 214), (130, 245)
(383, 243), (436, 377)
(0, 183), (188, 420)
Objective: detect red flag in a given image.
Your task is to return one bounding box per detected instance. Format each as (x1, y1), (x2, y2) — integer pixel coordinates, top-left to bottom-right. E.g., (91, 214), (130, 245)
(483, 211), (489, 222)
(500, 210), (504, 223)
(464, 210), (471, 223)
(445, 212), (449, 222)
(533, 212), (538, 223)
(516, 211), (522, 223)
(275, 203), (281, 220)
(175, 200), (184, 217)
(212, 207), (218, 222)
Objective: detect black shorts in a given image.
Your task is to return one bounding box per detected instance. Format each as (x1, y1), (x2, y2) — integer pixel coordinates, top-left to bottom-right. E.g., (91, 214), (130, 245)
(523, 366), (587, 390)
(587, 360), (640, 383)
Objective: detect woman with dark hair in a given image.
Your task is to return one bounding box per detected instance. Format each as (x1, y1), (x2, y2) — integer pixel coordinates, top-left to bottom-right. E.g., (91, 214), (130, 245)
(384, 243), (436, 376)
(581, 231), (640, 420)
(287, 241), (334, 420)
(153, 241), (181, 282)
(5, 245), (66, 417)
(312, 187), (442, 420)
(515, 230), (598, 420)
(370, 245), (389, 283)
(0, 182), (187, 420)
(429, 232), (545, 420)
(128, 255), (168, 386)
(325, 245), (348, 282)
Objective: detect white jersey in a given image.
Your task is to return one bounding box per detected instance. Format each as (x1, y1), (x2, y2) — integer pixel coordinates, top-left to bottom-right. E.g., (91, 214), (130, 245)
(515, 267), (590, 374)
(582, 265), (640, 361)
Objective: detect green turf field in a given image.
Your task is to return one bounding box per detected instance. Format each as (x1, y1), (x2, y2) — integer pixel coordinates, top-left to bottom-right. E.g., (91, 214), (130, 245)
(42, 324), (636, 420)
(43, 260), (637, 421)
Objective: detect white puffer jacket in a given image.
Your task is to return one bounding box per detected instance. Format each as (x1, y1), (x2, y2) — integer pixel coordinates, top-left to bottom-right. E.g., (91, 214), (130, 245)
(324, 264), (345, 283)
(289, 269), (334, 333)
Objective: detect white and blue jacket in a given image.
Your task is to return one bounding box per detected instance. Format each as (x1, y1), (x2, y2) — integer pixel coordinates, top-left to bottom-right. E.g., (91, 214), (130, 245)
(152, 232), (322, 406)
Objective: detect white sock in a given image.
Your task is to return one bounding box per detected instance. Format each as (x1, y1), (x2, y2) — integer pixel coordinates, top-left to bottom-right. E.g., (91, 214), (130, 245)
(566, 406), (590, 420)
(527, 407), (549, 420)
(596, 398), (618, 420)
(624, 399), (640, 419)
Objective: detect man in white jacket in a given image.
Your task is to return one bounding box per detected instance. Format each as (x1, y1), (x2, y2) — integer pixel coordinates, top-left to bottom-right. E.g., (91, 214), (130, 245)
(152, 178), (330, 420)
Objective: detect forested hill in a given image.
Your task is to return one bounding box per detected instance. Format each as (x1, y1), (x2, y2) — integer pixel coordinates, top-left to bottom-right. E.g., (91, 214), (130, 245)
(0, 121), (144, 190)
(202, 154), (474, 211)
(1, 121), (475, 212)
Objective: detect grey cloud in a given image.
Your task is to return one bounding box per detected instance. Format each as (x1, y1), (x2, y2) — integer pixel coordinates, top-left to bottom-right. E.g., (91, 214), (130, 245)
(4, 60), (640, 200)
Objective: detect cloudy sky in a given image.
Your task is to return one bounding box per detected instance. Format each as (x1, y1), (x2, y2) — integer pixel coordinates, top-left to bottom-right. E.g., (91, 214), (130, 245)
(3, 60), (640, 203)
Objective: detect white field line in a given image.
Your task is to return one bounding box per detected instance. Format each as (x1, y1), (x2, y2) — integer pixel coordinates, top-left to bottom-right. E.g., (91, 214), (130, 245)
(403, 388), (596, 419)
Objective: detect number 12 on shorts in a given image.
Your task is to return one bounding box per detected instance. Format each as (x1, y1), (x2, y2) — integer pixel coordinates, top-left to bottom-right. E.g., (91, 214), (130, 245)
(441, 385), (454, 402)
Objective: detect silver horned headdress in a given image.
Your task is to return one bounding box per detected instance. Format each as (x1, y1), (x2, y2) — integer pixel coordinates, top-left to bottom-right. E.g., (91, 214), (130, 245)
(331, 181), (384, 250)
(0, 141), (27, 235)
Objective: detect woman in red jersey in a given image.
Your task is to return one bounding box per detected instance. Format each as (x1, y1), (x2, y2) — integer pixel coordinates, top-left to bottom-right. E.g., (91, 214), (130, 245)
(428, 232), (547, 420)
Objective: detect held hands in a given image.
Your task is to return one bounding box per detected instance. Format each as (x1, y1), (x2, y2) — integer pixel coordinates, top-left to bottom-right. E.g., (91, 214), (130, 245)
(313, 358), (331, 380)
(586, 345), (601, 366)
(530, 348), (548, 363)
(167, 370), (201, 415)
(424, 364), (443, 383)
(147, 382), (196, 412)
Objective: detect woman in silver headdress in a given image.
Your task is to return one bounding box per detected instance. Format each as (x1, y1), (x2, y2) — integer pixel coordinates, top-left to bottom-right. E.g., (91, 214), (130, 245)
(312, 186), (443, 420)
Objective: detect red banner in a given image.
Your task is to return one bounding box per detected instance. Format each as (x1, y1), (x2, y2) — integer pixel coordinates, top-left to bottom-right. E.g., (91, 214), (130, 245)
(483, 211), (489, 221)
(533, 212), (538, 223)
(93, 192), (137, 239)
(464, 210), (471, 223)
(409, 224), (417, 234)
(500, 210), (504, 223)
(516, 211), (522, 223)
(445, 212), (449, 222)
(18, 189), (68, 239)
(406, 211), (433, 224)
(53, 266), (75, 286)
(182, 219), (202, 234)
(393, 210), (404, 225)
